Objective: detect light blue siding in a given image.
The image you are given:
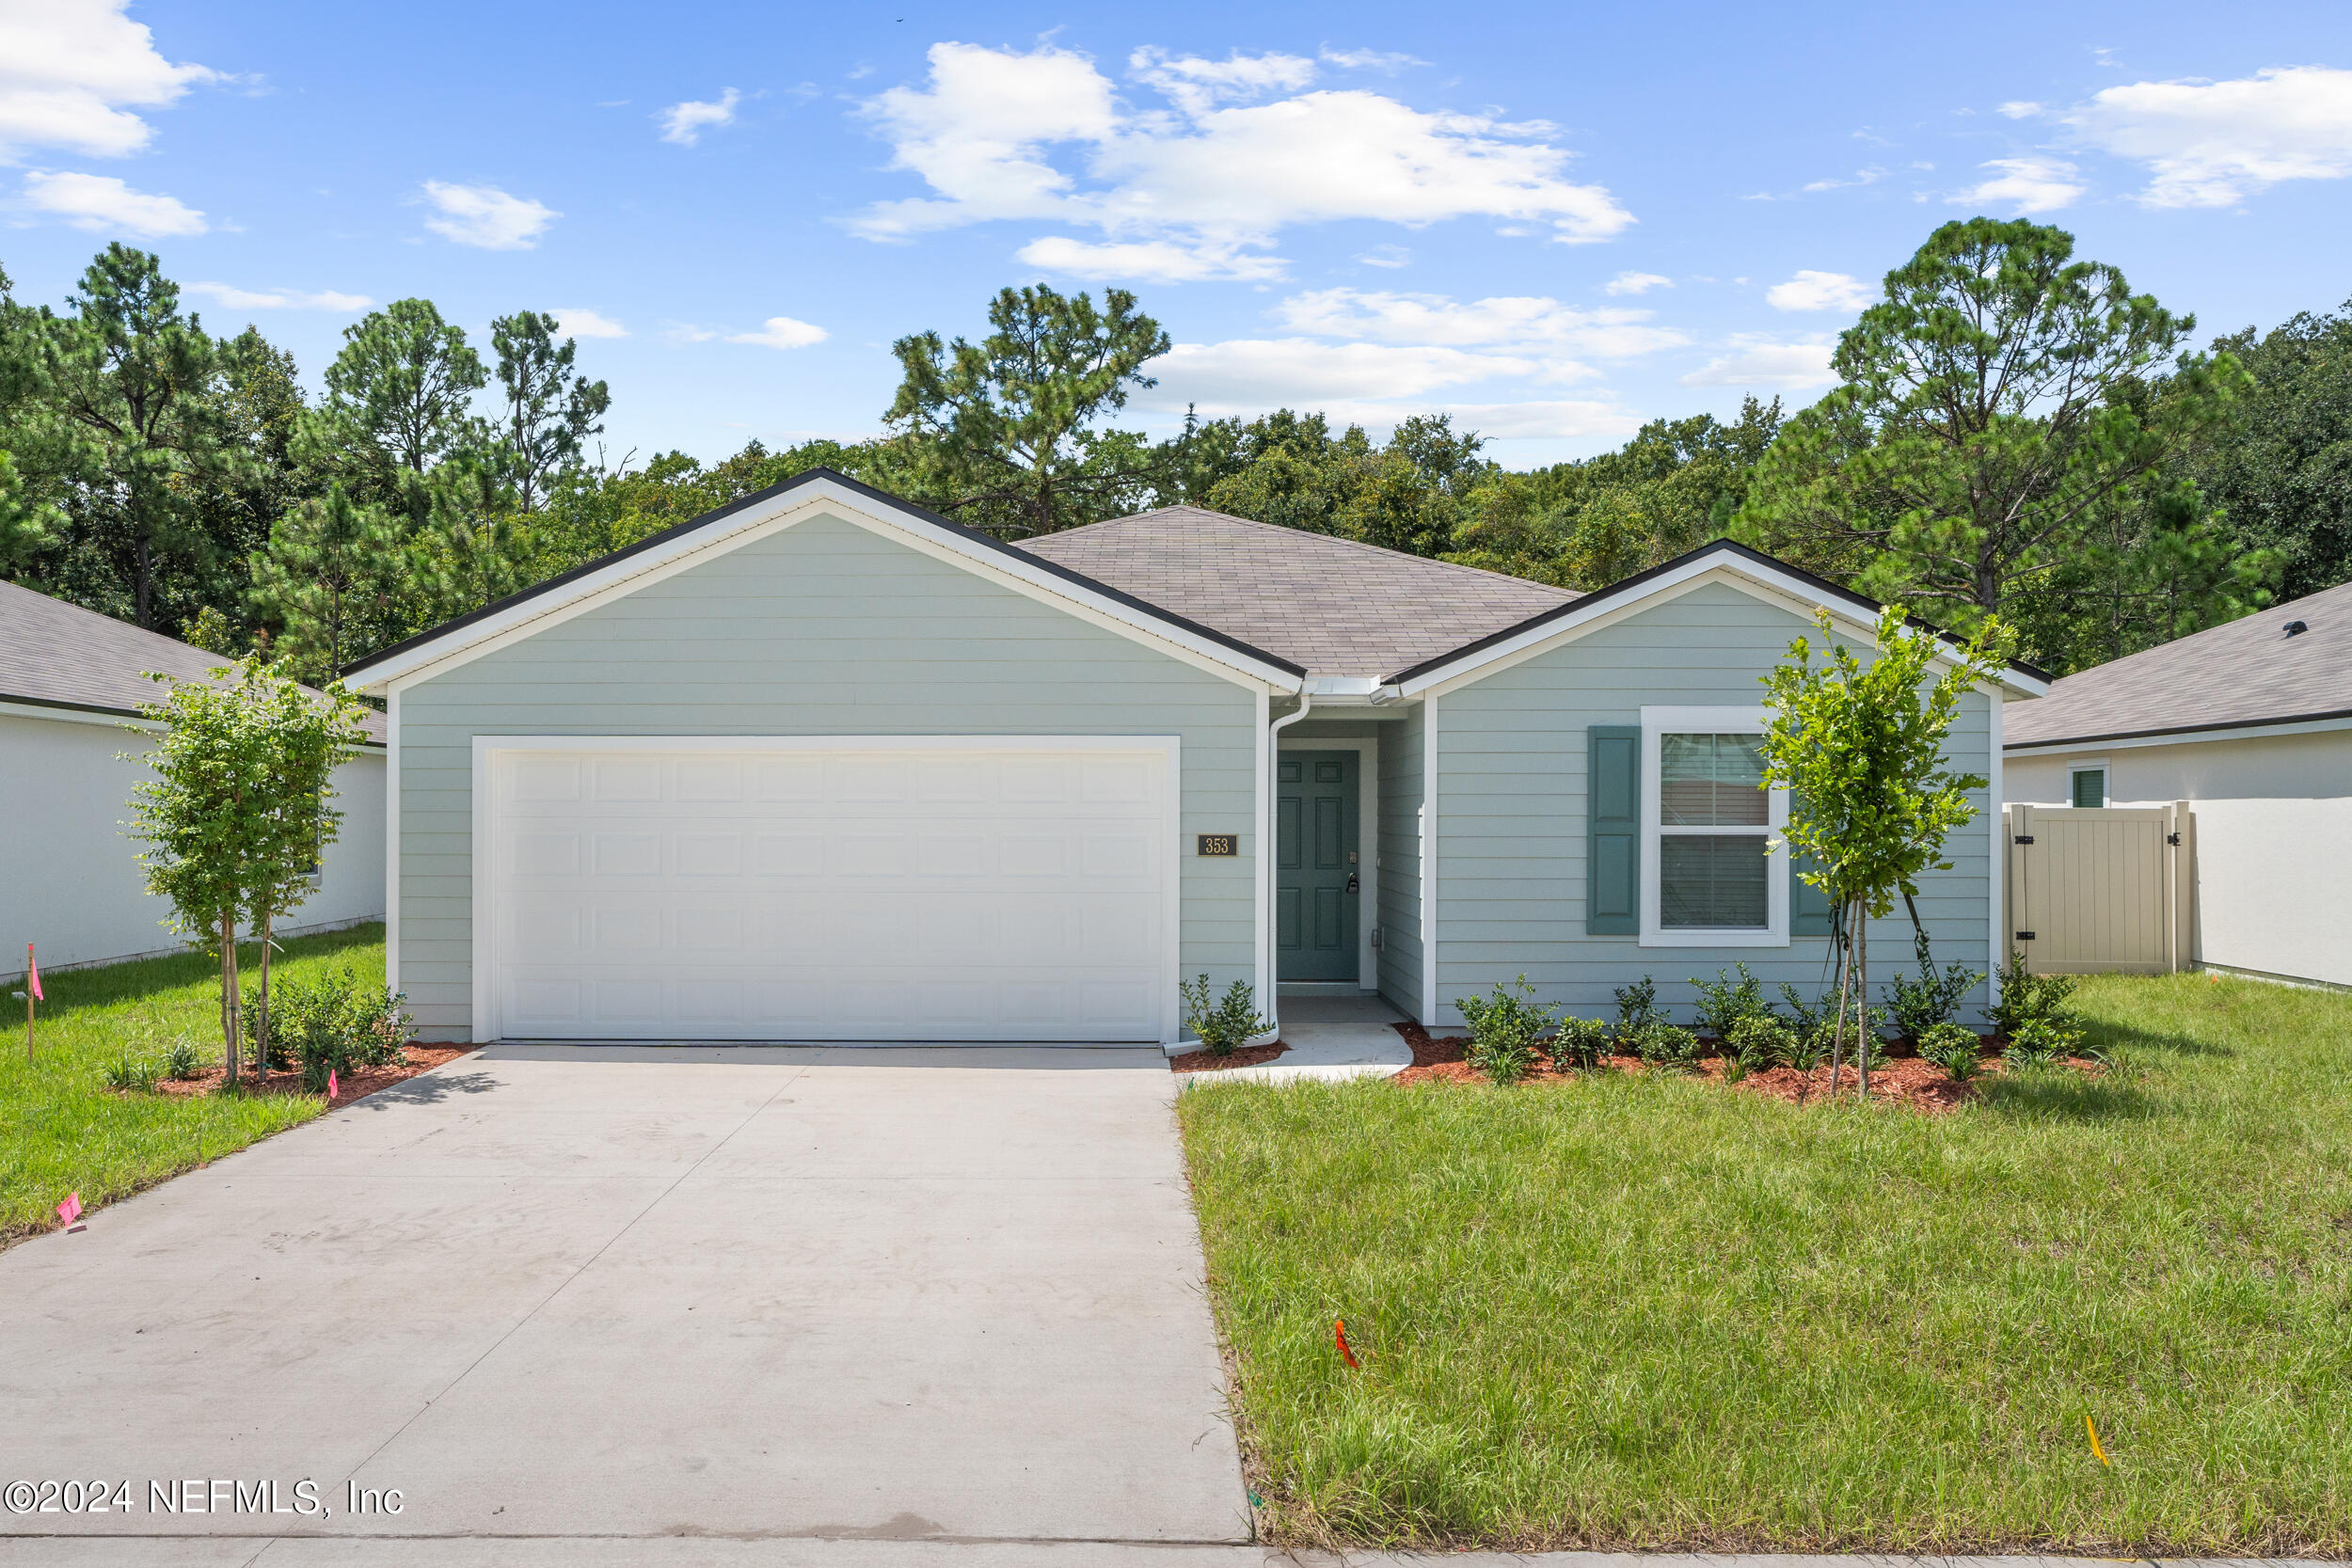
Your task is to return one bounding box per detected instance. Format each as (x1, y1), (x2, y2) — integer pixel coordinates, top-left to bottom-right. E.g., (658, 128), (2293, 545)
(1376, 702), (1426, 1018)
(1430, 581), (1996, 1028)
(396, 510), (1263, 1040)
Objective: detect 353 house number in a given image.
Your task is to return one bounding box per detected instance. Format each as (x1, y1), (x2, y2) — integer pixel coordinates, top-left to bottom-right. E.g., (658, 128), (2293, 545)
(1196, 833), (1238, 857)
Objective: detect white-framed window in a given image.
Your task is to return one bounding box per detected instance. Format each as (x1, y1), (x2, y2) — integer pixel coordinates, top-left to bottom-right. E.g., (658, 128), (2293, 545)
(1640, 705), (1788, 947)
(2069, 762), (2108, 809)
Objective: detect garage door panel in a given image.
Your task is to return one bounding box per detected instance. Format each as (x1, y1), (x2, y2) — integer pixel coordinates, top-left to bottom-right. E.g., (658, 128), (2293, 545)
(487, 743), (1173, 1041)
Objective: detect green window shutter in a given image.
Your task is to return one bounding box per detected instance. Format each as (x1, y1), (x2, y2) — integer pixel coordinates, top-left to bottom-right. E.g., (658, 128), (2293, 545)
(1586, 725), (1641, 935)
(1789, 848), (1834, 937)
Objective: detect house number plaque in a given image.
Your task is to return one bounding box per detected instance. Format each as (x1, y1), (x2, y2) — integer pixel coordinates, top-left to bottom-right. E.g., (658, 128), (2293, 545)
(1196, 833), (1238, 857)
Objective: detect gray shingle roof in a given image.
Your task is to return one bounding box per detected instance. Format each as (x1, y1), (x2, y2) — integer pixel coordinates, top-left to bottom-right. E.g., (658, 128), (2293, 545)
(0, 578), (387, 743)
(2005, 578), (2352, 748)
(1013, 505), (1577, 677)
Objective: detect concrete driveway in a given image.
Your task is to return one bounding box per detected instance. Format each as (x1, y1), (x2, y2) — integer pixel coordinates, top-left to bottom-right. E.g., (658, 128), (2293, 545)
(0, 1046), (1248, 1552)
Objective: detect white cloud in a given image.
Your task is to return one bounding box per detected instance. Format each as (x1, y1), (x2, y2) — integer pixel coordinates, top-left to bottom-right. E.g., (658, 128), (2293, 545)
(663, 323), (718, 344)
(187, 281), (371, 311)
(2065, 65), (2352, 208)
(1765, 270), (1872, 312)
(419, 181), (557, 249)
(0, 0), (218, 162)
(1317, 47), (1424, 73)
(724, 315), (827, 350)
(657, 87), (739, 147)
(1430, 399), (1641, 440)
(1357, 243), (1410, 268)
(553, 308), (627, 339)
(1680, 334), (1837, 390)
(1019, 234), (1285, 283)
(1802, 165), (1884, 192)
(1271, 287), (1686, 357)
(1138, 339), (1545, 415)
(851, 41), (1631, 281)
(1603, 270), (1671, 295)
(1998, 101), (2043, 119)
(22, 169), (204, 234)
(1947, 155), (2086, 214)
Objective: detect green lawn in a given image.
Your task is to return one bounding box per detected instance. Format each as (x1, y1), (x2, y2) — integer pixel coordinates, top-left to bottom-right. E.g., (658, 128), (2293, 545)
(1, 924), (386, 1243)
(1179, 973), (2352, 1555)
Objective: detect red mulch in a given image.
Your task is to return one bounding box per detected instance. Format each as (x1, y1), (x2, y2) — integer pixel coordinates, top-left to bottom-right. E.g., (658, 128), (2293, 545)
(147, 1044), (473, 1109)
(1385, 1021), (2097, 1114)
(1170, 1040), (1291, 1073)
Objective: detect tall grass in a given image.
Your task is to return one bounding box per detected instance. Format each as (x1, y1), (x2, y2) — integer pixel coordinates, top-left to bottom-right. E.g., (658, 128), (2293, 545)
(1179, 973), (2352, 1553)
(1, 925), (385, 1243)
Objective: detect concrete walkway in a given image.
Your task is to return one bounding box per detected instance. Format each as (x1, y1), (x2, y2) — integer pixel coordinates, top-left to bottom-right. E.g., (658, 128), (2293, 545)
(0, 1046), (1247, 1551)
(1177, 992), (1413, 1084)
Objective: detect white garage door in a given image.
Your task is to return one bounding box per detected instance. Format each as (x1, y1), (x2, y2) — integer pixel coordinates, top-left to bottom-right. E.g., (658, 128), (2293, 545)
(479, 739), (1176, 1042)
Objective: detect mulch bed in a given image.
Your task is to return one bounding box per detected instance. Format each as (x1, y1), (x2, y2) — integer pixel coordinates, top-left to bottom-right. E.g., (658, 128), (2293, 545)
(147, 1044), (473, 1109)
(1170, 1040), (1291, 1073)
(1388, 1021), (2097, 1113)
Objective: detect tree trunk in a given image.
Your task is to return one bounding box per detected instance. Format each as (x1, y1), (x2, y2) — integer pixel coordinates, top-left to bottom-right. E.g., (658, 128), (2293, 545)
(135, 535), (154, 630)
(1827, 910), (1849, 1100)
(253, 911), (274, 1083)
(219, 914), (242, 1085)
(1856, 908), (1871, 1101)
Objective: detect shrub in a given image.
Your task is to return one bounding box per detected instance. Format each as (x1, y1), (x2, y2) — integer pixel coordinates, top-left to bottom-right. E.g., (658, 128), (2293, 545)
(1552, 1016), (1613, 1071)
(1613, 975), (1660, 1043)
(1919, 1021), (1984, 1082)
(2004, 1016), (2082, 1071)
(1690, 962), (1772, 1042)
(1181, 974), (1270, 1058)
(104, 1053), (160, 1092)
(1987, 949), (2079, 1037)
(164, 1037), (203, 1081)
(1778, 981), (1826, 1037)
(1454, 975), (1556, 1086)
(1884, 960), (1983, 1042)
(1727, 1013), (1798, 1072)
(1787, 1027), (1827, 1072)
(1633, 1021), (1702, 1073)
(253, 967), (415, 1091)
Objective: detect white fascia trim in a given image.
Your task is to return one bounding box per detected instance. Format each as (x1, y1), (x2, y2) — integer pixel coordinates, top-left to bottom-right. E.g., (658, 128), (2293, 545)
(1278, 734), (1381, 991)
(1404, 560), (2050, 702)
(468, 733), (1185, 1046)
(1638, 705), (1790, 949)
(365, 477), (1301, 697)
(2004, 714), (2352, 756)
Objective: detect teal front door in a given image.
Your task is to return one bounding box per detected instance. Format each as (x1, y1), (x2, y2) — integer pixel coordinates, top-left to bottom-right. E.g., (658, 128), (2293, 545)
(1278, 751), (1359, 982)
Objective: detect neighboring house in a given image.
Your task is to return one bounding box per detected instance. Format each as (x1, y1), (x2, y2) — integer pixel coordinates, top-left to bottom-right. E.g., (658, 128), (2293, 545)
(0, 580), (388, 976)
(2006, 580), (2352, 989)
(342, 471), (2045, 1046)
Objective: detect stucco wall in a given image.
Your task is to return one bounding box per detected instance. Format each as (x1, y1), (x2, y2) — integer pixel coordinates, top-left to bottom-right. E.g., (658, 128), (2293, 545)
(1428, 580), (1997, 1028)
(1, 709), (386, 975)
(392, 510), (1263, 1041)
(2007, 728), (2352, 987)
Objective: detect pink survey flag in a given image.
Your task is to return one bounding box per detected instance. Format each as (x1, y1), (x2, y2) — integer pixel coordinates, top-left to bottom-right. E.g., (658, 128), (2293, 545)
(24, 944), (38, 1003)
(57, 1193), (82, 1231)
(326, 1069), (339, 1101)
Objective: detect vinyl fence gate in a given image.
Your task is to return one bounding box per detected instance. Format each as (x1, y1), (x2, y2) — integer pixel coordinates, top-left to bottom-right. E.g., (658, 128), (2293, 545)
(2003, 802), (2196, 975)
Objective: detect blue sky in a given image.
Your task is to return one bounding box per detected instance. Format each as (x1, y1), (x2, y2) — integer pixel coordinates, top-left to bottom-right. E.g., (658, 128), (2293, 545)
(5, 0), (2349, 467)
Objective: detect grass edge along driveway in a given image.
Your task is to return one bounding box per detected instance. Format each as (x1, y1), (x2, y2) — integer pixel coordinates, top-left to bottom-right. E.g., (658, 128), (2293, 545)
(2, 925), (387, 1243)
(1178, 972), (2352, 1555)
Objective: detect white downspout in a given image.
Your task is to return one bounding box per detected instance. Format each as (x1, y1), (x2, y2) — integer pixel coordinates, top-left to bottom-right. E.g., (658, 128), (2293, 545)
(1258, 689), (1313, 1043)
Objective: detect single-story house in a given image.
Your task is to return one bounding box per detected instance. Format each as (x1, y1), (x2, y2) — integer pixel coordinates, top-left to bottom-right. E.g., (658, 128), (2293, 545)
(2006, 578), (2352, 990)
(342, 470), (2046, 1045)
(0, 579), (388, 977)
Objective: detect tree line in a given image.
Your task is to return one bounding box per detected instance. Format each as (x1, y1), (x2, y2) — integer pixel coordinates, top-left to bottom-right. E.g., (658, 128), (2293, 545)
(2, 216), (2347, 679)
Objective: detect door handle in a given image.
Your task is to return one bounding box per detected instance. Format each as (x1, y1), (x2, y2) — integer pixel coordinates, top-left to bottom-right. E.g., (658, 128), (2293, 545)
(1345, 873), (1359, 894)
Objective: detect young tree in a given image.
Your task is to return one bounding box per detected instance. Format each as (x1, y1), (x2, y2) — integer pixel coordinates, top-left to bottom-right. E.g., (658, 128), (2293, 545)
(884, 285), (1170, 537)
(1756, 605), (2016, 1099)
(1737, 219), (2246, 641)
(126, 661), (365, 1083)
(304, 298), (487, 484)
(28, 245), (236, 627)
(489, 309), (611, 513)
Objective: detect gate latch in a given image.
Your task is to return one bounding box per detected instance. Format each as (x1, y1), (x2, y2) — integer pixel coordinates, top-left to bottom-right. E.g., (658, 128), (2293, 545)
(2012, 834), (2035, 845)
(2167, 832), (2182, 846)
(1345, 873), (1360, 894)
(2014, 930), (2036, 942)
